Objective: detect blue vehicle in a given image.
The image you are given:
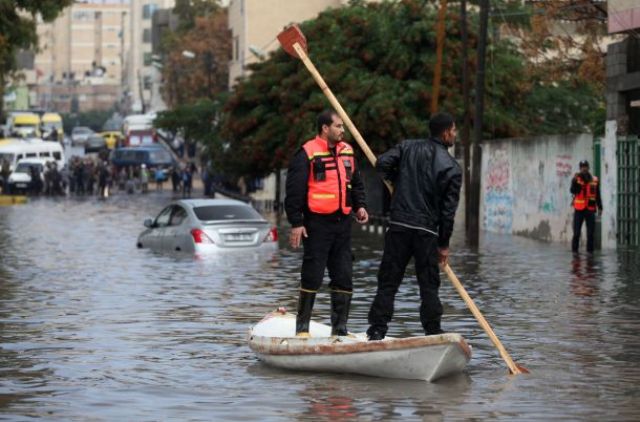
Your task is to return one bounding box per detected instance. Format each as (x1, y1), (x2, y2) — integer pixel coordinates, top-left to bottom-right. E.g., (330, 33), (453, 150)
(110, 145), (176, 180)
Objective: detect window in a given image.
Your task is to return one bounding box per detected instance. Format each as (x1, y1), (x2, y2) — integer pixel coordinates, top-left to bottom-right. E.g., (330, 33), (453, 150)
(142, 4), (157, 19)
(154, 206), (173, 227)
(143, 28), (151, 43)
(143, 52), (152, 66)
(26, 153), (37, 158)
(169, 207), (188, 226)
(73, 11), (93, 21)
(39, 152), (51, 157)
(53, 151), (61, 160)
(193, 205), (263, 222)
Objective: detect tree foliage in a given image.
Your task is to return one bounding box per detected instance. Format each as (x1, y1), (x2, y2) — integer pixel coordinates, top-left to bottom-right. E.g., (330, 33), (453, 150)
(161, 8), (230, 108)
(154, 97), (225, 148)
(220, 0), (603, 178)
(173, 0), (221, 32)
(0, 0), (73, 116)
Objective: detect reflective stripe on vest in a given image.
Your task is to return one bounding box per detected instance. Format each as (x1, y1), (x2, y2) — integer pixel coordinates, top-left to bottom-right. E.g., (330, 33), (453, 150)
(302, 136), (354, 214)
(574, 176), (598, 211)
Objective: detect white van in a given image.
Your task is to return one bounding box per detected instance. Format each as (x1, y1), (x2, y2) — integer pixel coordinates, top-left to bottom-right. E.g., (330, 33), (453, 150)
(0, 139), (66, 172)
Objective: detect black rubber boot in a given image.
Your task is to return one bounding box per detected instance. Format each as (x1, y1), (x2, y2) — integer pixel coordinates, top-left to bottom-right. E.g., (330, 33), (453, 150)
(296, 290), (316, 337)
(330, 290), (352, 336)
(424, 321), (444, 336)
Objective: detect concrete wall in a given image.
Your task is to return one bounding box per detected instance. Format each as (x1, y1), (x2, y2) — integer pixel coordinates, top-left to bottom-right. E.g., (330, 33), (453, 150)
(601, 121), (618, 248)
(480, 134), (594, 244)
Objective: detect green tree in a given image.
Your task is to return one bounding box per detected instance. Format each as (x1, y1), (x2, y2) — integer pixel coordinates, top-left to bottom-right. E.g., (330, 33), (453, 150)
(0, 0), (73, 116)
(220, 0), (605, 179)
(173, 0), (220, 32)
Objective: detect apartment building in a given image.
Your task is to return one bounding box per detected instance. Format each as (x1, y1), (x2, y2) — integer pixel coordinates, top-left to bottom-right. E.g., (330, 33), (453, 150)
(35, 1), (130, 87)
(32, 0), (130, 111)
(127, 0), (175, 112)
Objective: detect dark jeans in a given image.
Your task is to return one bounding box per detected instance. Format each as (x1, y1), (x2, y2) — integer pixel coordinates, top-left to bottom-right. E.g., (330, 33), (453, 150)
(572, 210), (596, 252)
(368, 225), (442, 336)
(301, 214), (352, 292)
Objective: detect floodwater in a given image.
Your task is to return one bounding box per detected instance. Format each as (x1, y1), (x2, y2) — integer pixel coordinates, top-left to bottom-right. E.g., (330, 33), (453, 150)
(1, 192), (638, 421)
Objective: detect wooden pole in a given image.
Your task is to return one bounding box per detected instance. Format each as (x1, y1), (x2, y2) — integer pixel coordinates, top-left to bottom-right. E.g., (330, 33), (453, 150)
(431, 0), (448, 114)
(291, 42), (393, 193)
(443, 264), (527, 374)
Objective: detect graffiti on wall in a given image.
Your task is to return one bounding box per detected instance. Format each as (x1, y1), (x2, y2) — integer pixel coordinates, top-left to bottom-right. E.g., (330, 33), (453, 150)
(484, 148), (513, 233)
(555, 154), (573, 177)
(538, 154), (574, 214)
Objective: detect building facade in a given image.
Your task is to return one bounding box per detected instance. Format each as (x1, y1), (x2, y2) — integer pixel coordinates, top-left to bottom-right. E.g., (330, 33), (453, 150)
(227, 0), (358, 89)
(127, 0), (176, 113)
(33, 0), (130, 111)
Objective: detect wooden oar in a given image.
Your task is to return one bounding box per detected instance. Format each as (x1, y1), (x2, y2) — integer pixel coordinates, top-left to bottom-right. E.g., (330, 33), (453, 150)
(442, 264), (529, 374)
(277, 24), (393, 193)
(278, 23), (528, 376)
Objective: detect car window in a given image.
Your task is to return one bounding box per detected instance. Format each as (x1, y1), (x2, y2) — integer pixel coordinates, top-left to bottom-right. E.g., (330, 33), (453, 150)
(155, 206), (173, 227)
(169, 206), (188, 226)
(193, 205), (263, 221)
(149, 150), (171, 163)
(53, 151), (61, 160)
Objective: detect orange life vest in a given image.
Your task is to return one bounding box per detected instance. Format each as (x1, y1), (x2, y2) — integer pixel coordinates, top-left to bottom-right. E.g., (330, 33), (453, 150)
(302, 136), (355, 215)
(574, 175), (598, 211)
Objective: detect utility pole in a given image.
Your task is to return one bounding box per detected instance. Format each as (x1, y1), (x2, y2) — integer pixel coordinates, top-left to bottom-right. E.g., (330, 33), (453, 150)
(431, 0), (448, 114)
(461, 0), (471, 230)
(467, 0), (489, 246)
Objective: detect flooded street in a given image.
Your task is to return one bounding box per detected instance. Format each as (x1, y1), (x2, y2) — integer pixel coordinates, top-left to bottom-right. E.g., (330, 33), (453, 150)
(1, 193), (639, 421)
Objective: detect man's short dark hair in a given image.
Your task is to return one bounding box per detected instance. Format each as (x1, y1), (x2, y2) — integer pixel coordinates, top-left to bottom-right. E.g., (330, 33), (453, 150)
(429, 112), (455, 138)
(317, 110), (338, 134)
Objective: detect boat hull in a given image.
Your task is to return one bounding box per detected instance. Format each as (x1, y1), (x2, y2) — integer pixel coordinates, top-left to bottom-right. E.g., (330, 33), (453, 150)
(248, 310), (471, 382)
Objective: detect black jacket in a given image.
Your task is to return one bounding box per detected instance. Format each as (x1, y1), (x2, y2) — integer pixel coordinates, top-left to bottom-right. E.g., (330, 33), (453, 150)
(285, 146), (367, 227)
(377, 138), (462, 248)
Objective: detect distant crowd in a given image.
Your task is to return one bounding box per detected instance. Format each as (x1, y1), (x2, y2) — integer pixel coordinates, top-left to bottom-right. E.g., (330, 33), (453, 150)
(0, 155), (203, 199)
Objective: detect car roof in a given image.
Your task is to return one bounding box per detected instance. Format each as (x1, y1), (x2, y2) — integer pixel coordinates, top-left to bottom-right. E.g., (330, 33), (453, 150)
(175, 198), (252, 208)
(17, 158), (50, 165)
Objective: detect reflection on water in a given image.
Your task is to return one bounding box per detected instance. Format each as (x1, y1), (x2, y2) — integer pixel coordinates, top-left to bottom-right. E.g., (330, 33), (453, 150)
(1, 195), (639, 420)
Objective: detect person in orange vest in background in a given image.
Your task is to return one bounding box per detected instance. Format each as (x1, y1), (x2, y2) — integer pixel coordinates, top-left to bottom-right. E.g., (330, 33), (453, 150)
(571, 160), (602, 253)
(285, 109), (368, 337)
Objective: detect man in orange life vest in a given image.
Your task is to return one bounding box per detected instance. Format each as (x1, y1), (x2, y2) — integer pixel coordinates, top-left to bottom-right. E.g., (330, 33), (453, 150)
(285, 110), (368, 337)
(570, 160), (602, 253)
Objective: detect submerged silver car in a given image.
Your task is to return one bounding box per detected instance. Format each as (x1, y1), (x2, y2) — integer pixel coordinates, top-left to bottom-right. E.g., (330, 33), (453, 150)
(137, 199), (278, 253)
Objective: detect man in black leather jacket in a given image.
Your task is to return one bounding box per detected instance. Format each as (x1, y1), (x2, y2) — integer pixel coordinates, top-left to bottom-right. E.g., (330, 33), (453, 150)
(367, 112), (462, 340)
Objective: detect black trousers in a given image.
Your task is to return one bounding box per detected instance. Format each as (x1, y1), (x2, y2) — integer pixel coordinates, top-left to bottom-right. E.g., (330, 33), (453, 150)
(368, 225), (442, 336)
(301, 214), (352, 292)
(572, 209), (596, 252)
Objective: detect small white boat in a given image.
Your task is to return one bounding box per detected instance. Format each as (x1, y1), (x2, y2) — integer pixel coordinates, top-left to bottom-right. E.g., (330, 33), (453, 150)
(247, 309), (472, 382)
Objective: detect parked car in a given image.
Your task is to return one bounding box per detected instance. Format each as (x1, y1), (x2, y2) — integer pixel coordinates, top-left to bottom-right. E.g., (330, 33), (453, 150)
(41, 112), (64, 140)
(85, 134), (107, 153)
(4, 158), (49, 194)
(71, 126), (94, 147)
(100, 131), (122, 149)
(137, 199), (278, 253)
(110, 145), (175, 180)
